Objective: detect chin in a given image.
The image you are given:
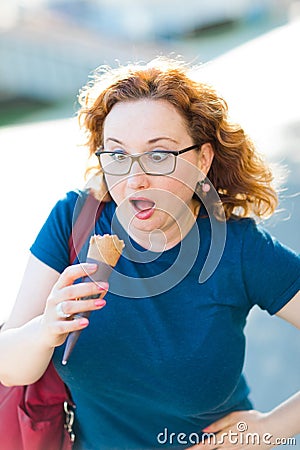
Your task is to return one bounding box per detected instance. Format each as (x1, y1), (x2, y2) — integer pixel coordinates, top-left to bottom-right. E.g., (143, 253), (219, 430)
(130, 217), (158, 232)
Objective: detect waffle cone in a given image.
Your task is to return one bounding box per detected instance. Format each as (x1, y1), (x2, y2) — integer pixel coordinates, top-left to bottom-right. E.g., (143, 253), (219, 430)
(87, 234), (124, 266)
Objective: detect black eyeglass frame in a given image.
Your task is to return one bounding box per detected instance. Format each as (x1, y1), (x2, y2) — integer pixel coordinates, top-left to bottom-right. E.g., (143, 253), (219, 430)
(95, 144), (201, 176)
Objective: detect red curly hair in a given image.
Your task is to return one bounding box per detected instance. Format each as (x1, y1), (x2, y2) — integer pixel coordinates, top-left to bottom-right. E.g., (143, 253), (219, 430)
(78, 57), (278, 220)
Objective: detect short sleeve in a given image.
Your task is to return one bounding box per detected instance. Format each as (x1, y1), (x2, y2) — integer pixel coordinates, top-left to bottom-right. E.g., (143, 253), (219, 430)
(242, 220), (300, 314)
(30, 191), (78, 273)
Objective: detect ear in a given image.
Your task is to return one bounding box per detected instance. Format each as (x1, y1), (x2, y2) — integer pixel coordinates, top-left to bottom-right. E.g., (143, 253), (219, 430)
(197, 143), (214, 176)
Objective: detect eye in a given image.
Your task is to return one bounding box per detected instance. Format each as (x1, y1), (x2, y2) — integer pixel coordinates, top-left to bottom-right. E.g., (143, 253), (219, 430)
(147, 151), (171, 163)
(111, 151), (127, 162)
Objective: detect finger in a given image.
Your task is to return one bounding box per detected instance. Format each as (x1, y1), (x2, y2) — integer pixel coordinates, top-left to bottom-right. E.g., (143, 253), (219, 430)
(59, 297), (106, 317)
(54, 280), (109, 303)
(202, 411), (241, 433)
(54, 263), (98, 289)
(187, 442), (217, 450)
(52, 315), (91, 337)
(188, 433), (233, 450)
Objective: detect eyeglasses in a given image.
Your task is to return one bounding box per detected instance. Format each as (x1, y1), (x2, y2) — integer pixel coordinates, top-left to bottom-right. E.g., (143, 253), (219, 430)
(95, 144), (200, 176)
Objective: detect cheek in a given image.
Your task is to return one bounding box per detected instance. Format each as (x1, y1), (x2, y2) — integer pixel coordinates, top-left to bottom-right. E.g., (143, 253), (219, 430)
(167, 172), (198, 199)
(105, 175), (126, 204)
(156, 178), (195, 216)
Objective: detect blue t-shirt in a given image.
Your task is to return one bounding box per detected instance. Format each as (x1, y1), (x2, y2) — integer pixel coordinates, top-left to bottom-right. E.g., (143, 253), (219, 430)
(30, 190), (300, 450)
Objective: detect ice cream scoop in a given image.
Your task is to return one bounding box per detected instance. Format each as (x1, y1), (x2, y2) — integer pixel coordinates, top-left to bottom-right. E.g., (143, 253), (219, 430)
(62, 234), (124, 364)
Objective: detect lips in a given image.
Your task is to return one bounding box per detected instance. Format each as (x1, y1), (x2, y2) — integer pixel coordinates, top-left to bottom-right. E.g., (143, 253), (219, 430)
(130, 197), (156, 220)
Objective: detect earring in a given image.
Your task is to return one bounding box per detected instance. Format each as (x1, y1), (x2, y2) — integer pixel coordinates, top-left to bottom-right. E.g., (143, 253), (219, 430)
(198, 178), (211, 193)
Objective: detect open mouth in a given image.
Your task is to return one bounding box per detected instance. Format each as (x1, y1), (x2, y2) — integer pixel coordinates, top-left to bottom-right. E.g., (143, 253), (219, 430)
(130, 199), (155, 211)
(130, 197), (156, 219)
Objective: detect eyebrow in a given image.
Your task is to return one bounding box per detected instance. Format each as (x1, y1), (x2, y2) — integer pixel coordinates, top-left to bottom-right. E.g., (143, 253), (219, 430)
(105, 137), (179, 145)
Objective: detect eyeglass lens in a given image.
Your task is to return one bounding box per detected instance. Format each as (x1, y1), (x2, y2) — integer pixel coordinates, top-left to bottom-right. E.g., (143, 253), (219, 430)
(99, 152), (176, 175)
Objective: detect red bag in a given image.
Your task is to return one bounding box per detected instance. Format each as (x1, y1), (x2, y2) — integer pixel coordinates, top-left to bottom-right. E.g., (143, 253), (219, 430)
(0, 191), (104, 450)
(0, 362), (75, 450)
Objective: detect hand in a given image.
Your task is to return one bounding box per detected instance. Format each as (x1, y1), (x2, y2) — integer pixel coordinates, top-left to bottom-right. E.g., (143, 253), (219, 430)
(40, 263), (107, 348)
(187, 410), (279, 449)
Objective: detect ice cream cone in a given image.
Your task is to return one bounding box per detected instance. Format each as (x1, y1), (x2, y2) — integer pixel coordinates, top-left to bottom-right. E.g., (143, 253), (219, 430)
(62, 234), (124, 364)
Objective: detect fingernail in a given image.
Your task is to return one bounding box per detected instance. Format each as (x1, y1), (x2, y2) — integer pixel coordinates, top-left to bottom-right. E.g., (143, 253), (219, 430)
(95, 299), (106, 307)
(96, 282), (106, 291)
(86, 263), (98, 270)
(79, 318), (89, 326)
(202, 427), (211, 432)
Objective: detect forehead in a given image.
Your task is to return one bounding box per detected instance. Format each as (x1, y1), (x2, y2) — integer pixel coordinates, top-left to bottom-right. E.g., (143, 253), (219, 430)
(103, 99), (189, 140)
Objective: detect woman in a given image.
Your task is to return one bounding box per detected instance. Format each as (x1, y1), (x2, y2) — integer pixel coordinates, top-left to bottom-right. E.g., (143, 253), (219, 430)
(0, 57), (299, 449)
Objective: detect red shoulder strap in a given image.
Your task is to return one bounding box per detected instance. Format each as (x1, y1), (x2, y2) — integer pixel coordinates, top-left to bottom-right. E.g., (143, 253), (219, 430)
(68, 193), (105, 264)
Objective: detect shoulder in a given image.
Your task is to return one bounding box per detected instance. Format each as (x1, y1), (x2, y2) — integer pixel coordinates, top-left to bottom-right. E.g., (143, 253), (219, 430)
(226, 217), (300, 265)
(209, 216), (254, 259)
(198, 211), (254, 242)
(226, 216), (273, 247)
(29, 190), (87, 273)
(44, 189), (84, 222)
(229, 217), (298, 256)
(226, 215), (254, 236)
(55, 189), (86, 212)
(50, 189), (103, 223)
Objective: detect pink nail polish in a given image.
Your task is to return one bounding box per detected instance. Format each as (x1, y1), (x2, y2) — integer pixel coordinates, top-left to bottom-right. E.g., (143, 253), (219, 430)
(79, 318), (89, 326)
(86, 263), (98, 270)
(96, 283), (106, 291)
(95, 299), (106, 307)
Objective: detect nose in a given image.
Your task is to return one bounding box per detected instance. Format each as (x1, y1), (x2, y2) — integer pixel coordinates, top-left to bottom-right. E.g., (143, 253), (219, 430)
(126, 160), (150, 189)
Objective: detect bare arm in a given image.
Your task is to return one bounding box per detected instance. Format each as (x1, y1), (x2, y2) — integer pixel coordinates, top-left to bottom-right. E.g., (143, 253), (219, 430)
(188, 393), (300, 449)
(275, 289), (300, 329)
(2, 254), (60, 329)
(0, 254), (107, 386)
(264, 390), (300, 444)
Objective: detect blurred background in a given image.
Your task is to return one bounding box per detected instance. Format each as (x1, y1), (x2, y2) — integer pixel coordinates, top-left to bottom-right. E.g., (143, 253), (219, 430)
(0, 1), (299, 447)
(1, 0), (300, 125)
